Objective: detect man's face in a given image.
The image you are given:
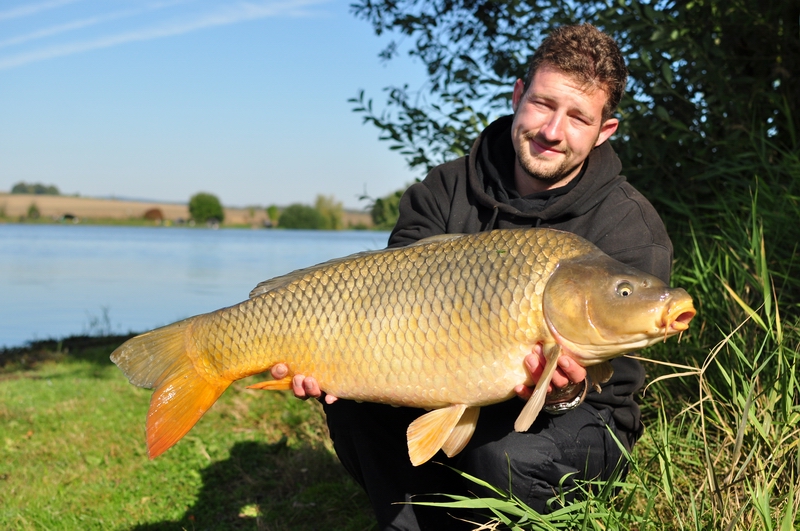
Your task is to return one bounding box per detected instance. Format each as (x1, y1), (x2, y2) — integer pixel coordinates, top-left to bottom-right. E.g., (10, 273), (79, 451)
(510, 64), (619, 193)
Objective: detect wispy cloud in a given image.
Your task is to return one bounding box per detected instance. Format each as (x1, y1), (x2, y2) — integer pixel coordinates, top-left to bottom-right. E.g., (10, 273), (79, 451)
(0, 0), (86, 22)
(0, 1), (194, 49)
(0, 0), (327, 70)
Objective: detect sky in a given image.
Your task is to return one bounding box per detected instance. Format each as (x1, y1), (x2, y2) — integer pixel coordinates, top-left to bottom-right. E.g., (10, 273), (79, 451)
(0, 0), (431, 210)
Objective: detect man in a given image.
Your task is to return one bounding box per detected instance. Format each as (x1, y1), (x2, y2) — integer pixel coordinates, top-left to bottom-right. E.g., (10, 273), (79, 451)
(272, 23), (672, 529)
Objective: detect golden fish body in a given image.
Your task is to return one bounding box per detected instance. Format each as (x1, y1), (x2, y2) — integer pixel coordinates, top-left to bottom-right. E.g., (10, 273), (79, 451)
(111, 228), (695, 465)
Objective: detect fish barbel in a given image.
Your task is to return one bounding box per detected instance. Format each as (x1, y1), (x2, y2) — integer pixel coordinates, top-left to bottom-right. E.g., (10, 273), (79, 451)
(111, 228), (695, 465)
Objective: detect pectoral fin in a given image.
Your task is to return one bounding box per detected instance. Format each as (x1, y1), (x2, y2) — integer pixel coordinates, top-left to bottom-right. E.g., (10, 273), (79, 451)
(586, 361), (614, 393)
(247, 376), (292, 391)
(441, 406), (480, 458)
(407, 404), (468, 466)
(514, 345), (560, 432)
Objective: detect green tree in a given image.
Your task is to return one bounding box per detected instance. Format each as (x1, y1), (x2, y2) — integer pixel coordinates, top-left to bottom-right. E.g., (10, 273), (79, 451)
(349, 0), (799, 208)
(278, 203), (326, 229)
(314, 195), (344, 230)
(188, 192), (225, 224)
(12, 182), (59, 195)
(363, 188), (405, 230)
(266, 205), (280, 226)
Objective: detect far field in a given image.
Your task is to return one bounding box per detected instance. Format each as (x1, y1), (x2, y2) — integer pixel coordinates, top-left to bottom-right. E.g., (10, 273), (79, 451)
(0, 193), (373, 228)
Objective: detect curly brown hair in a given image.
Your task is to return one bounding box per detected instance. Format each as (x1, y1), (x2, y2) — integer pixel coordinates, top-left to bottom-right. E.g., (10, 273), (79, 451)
(523, 24), (628, 121)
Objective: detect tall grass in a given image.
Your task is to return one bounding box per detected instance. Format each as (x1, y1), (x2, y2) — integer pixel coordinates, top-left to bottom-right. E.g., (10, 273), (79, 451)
(424, 137), (800, 528)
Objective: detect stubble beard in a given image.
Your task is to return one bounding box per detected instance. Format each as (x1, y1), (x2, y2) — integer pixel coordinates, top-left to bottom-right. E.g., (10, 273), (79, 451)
(517, 132), (578, 186)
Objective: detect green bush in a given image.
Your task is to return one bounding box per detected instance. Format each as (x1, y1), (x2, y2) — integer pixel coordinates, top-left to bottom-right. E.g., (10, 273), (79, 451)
(366, 189), (404, 230)
(26, 202), (40, 219)
(188, 192), (224, 224)
(315, 195), (344, 230)
(278, 204), (326, 229)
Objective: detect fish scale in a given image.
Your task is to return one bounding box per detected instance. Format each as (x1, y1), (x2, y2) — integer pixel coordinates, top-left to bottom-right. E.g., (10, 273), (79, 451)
(111, 228), (695, 465)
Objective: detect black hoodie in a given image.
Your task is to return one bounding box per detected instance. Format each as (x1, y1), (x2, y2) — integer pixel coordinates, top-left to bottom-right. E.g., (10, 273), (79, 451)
(388, 115), (673, 444)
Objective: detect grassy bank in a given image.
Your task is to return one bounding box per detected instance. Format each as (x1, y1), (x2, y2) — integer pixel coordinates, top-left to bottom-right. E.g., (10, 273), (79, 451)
(0, 337), (376, 530)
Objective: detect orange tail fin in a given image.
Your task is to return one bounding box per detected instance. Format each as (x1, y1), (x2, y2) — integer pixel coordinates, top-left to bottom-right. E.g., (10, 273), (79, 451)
(110, 318), (230, 458)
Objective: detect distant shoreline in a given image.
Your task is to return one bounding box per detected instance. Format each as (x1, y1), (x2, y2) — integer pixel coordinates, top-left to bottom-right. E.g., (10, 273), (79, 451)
(0, 192), (373, 228)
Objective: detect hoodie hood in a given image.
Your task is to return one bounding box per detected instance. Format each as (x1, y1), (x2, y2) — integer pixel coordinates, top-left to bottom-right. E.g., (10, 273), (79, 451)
(468, 115), (627, 228)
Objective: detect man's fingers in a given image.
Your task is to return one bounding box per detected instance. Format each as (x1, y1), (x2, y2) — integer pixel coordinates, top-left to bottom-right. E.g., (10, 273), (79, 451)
(523, 352), (545, 382)
(550, 357), (587, 389)
(292, 374), (307, 398)
(514, 383), (532, 400)
(271, 363), (289, 380)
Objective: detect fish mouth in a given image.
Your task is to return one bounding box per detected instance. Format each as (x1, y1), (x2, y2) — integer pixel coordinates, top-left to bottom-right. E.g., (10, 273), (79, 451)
(665, 299), (696, 333)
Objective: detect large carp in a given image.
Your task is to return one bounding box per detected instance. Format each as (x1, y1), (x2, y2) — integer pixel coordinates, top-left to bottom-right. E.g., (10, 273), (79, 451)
(111, 228), (695, 466)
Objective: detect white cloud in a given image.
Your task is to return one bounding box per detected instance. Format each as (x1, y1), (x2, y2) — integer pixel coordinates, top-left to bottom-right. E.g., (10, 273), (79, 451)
(0, 1), (195, 49)
(0, 0), (86, 21)
(0, 0), (327, 70)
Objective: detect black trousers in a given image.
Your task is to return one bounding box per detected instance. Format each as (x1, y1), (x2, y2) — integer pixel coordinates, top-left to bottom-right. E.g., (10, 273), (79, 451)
(323, 398), (627, 530)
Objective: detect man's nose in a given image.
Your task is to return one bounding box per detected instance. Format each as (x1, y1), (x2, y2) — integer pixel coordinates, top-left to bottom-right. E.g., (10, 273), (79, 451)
(539, 113), (565, 143)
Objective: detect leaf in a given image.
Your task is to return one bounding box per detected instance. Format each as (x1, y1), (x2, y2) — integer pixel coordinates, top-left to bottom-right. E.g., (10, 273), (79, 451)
(661, 62), (674, 85)
(721, 282), (767, 331)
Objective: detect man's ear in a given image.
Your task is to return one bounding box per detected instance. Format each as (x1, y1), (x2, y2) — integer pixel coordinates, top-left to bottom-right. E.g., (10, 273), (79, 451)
(595, 118), (619, 146)
(511, 79), (525, 113)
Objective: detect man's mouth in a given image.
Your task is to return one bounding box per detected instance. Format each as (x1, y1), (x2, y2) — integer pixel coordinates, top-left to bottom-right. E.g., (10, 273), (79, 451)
(525, 134), (564, 157)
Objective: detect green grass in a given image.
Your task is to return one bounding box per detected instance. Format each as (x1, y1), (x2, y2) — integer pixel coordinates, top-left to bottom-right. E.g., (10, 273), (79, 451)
(0, 338), (376, 530)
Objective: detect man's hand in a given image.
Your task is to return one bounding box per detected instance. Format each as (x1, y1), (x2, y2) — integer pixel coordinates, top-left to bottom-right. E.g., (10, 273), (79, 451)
(513, 344), (587, 401)
(270, 364), (338, 404)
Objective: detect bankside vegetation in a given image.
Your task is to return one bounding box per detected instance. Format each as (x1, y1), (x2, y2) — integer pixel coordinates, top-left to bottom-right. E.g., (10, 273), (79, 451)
(11, 182), (60, 195)
(188, 192), (225, 224)
(362, 188), (405, 231)
(349, 0), (797, 212)
(277, 195), (346, 230)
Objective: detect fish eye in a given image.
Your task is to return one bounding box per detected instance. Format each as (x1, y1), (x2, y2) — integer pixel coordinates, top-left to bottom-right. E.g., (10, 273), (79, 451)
(616, 281), (634, 297)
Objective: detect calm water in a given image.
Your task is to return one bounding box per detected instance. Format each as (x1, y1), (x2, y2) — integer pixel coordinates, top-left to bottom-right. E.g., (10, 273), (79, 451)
(0, 225), (391, 349)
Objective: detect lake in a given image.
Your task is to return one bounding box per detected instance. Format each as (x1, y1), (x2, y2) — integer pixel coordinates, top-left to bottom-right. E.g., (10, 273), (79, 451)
(0, 224), (391, 349)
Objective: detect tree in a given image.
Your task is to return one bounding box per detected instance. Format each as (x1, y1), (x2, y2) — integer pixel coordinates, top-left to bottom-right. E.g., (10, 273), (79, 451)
(349, 0), (799, 208)
(12, 182), (59, 195)
(189, 192), (225, 224)
(278, 203), (327, 229)
(363, 188), (404, 230)
(266, 205), (280, 227)
(314, 195), (344, 230)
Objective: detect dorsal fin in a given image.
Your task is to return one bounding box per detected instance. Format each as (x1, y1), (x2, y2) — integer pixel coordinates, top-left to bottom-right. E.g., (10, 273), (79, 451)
(248, 250), (378, 299)
(410, 233), (466, 246)
(249, 234), (467, 299)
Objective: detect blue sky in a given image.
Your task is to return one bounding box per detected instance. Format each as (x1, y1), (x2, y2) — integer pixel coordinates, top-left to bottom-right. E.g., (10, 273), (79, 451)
(0, 0), (432, 209)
